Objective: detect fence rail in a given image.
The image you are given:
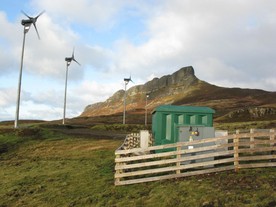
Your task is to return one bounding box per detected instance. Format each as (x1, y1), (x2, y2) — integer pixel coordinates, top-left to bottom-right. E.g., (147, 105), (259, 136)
(114, 129), (276, 186)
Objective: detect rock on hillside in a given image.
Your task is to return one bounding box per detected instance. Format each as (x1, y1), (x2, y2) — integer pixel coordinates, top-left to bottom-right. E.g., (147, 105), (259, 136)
(80, 66), (276, 121)
(81, 66), (199, 117)
(217, 107), (276, 122)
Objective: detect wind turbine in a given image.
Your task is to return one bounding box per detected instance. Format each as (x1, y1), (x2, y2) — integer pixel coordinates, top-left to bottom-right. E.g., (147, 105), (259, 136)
(63, 48), (81, 125)
(15, 11), (45, 129)
(123, 75), (134, 124)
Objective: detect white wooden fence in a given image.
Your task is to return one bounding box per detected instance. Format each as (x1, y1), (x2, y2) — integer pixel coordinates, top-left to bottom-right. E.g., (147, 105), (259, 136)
(115, 129), (276, 186)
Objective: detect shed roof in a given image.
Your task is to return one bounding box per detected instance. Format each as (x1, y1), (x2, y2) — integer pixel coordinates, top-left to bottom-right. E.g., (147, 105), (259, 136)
(152, 105), (215, 114)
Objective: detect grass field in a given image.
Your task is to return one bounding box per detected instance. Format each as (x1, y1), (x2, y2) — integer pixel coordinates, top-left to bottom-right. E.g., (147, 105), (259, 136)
(0, 124), (276, 207)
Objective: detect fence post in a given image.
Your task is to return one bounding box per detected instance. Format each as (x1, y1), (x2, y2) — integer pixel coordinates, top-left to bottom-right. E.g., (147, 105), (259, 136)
(115, 154), (121, 185)
(129, 134), (133, 148)
(271, 129), (276, 163)
(250, 128), (255, 154)
(270, 129), (275, 147)
(176, 145), (181, 174)
(124, 135), (130, 149)
(149, 133), (153, 147)
(234, 130), (239, 172)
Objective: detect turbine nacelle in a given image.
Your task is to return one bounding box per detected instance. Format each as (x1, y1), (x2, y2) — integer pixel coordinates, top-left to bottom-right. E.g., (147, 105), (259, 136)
(21, 19), (33, 26)
(21, 10), (45, 39)
(65, 57), (73, 62)
(124, 76), (134, 84)
(65, 49), (81, 66)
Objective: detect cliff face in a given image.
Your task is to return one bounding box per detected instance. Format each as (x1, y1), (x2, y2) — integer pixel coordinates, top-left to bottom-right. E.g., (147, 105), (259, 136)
(144, 66), (197, 91)
(80, 66), (276, 121)
(81, 66), (199, 117)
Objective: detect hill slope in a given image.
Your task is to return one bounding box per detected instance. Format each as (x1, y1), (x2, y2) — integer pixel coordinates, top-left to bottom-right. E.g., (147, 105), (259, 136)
(80, 66), (276, 122)
(1, 127), (275, 206)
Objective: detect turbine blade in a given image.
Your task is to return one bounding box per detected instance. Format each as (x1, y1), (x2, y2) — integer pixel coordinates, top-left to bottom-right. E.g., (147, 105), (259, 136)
(71, 48), (80, 65)
(21, 10), (31, 19)
(73, 58), (81, 66)
(129, 75), (134, 83)
(72, 48), (75, 58)
(36, 10), (45, 19)
(33, 22), (41, 39)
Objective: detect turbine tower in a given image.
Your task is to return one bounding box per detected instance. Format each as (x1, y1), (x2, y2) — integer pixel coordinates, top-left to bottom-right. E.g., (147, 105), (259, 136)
(63, 48), (80, 125)
(15, 11), (44, 128)
(123, 76), (133, 124)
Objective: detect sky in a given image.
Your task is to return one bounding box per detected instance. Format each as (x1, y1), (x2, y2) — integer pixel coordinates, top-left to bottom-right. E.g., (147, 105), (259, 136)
(0, 0), (276, 122)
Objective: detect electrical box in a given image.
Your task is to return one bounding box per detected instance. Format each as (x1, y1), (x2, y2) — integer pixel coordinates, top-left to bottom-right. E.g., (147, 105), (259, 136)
(179, 126), (215, 164)
(152, 105), (215, 148)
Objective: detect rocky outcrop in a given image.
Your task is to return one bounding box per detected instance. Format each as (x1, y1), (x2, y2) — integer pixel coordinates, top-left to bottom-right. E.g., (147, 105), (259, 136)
(80, 66), (276, 121)
(81, 66), (199, 117)
(227, 107), (276, 119)
(144, 66), (197, 92)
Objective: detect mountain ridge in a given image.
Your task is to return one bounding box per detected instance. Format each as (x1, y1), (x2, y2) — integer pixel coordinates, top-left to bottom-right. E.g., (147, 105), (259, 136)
(80, 66), (276, 122)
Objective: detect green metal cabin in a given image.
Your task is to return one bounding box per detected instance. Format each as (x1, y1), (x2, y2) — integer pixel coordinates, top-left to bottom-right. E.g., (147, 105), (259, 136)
(152, 105), (215, 146)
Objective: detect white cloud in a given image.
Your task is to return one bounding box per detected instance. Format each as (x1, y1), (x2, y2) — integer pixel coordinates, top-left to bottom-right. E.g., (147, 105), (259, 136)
(111, 0), (276, 91)
(193, 57), (246, 86)
(0, 12), (21, 75)
(72, 80), (122, 105)
(16, 101), (63, 121)
(0, 88), (16, 107)
(1, 0), (276, 122)
(31, 0), (128, 29)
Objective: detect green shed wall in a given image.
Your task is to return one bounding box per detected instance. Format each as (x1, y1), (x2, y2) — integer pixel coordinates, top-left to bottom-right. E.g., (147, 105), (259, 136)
(152, 105), (215, 146)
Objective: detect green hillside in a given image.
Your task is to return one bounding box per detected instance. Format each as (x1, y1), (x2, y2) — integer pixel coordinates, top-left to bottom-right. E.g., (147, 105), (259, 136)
(0, 124), (275, 207)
